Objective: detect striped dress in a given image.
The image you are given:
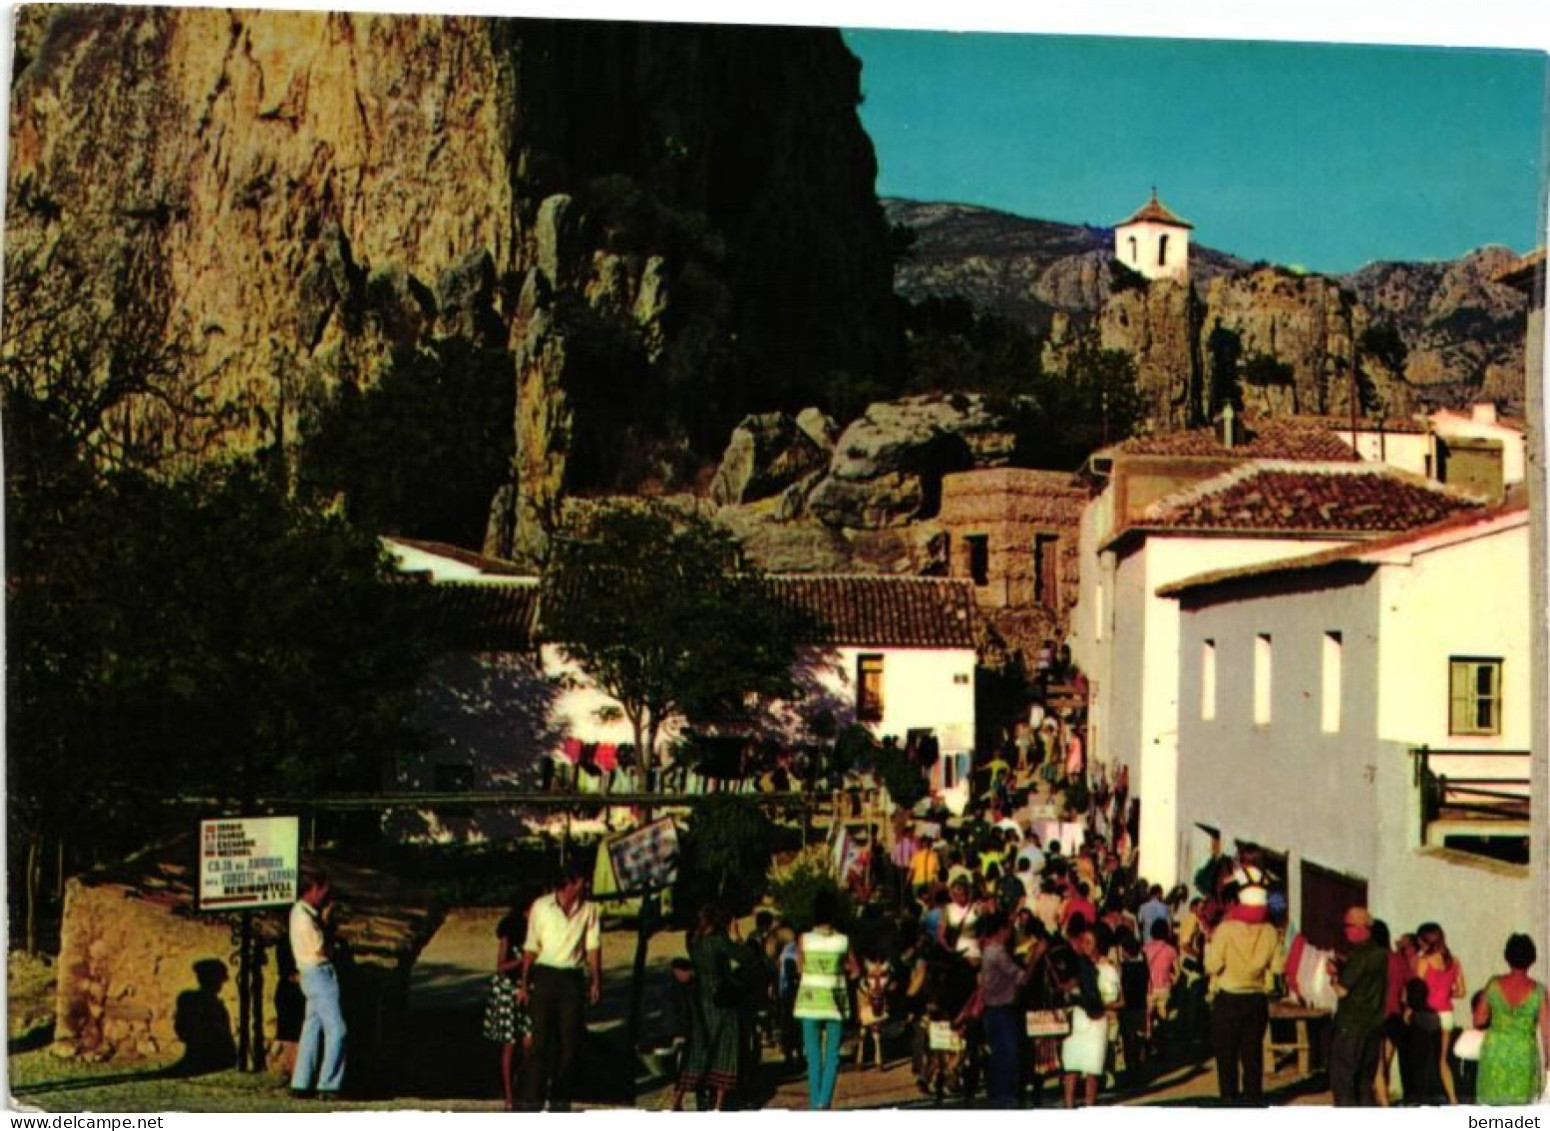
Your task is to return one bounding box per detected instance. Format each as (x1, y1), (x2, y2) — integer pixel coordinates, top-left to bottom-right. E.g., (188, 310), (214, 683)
(794, 929), (851, 1021)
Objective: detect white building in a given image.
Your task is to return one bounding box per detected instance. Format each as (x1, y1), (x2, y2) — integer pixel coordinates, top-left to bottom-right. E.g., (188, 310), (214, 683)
(1160, 502), (1532, 1003)
(1114, 190), (1192, 282)
(1320, 405), (1526, 499)
(382, 540), (980, 839)
(1069, 428), (1484, 885)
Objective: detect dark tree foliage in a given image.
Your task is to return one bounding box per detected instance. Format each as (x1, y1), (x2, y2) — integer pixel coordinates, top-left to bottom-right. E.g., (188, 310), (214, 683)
(1206, 321), (1244, 418)
(297, 339), (516, 546)
(902, 296), (1040, 401)
(673, 794), (776, 915)
(1242, 352), (1295, 388)
(6, 452), (432, 948)
(539, 502), (810, 778)
(1019, 332), (1147, 470)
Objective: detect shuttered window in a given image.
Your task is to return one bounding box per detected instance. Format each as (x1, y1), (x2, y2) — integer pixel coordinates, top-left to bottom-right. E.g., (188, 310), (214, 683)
(1448, 657), (1502, 736)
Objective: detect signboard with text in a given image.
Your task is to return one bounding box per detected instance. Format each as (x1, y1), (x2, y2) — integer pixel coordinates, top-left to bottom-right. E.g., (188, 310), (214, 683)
(199, 816), (300, 911)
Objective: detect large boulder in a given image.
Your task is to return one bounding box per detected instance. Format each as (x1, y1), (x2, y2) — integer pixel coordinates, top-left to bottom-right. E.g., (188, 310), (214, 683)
(709, 412), (829, 506)
(806, 394), (1014, 528)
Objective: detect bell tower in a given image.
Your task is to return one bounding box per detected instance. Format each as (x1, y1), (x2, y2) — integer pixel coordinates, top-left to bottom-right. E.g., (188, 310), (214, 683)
(1114, 189), (1193, 281)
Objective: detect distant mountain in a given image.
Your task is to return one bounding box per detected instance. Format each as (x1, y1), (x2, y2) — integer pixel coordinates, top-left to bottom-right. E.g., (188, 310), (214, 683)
(885, 198), (1249, 334)
(885, 198), (1529, 417)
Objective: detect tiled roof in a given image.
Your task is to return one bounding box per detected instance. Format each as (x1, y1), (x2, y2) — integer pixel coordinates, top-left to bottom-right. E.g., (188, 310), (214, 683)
(1157, 497), (1527, 598)
(1113, 462), (1481, 543)
(419, 574), (977, 652)
(422, 581), (539, 650)
(766, 575), (979, 649)
(1296, 413), (1431, 436)
(1106, 417), (1363, 462)
(1119, 190), (1193, 230)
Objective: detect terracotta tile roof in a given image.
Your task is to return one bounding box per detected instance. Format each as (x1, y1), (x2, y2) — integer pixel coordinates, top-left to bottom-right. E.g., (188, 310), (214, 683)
(422, 581), (539, 650)
(385, 536), (531, 576)
(1109, 462), (1482, 546)
(766, 575), (979, 649)
(1294, 413), (1431, 436)
(421, 574), (977, 652)
(1105, 417), (1363, 462)
(1157, 496), (1527, 598)
(1119, 190), (1193, 230)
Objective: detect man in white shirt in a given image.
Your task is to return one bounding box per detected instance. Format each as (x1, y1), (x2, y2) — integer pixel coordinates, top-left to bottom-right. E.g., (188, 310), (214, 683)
(289, 871), (346, 1099)
(515, 861), (602, 1111)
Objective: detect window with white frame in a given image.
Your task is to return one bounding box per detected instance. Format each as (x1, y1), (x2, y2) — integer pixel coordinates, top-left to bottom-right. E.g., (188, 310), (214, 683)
(1448, 657), (1502, 736)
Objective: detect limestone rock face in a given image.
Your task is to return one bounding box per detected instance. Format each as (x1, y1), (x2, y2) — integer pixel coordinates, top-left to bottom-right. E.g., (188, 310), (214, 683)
(7, 9), (901, 562)
(709, 412), (829, 507)
(806, 394), (1014, 529)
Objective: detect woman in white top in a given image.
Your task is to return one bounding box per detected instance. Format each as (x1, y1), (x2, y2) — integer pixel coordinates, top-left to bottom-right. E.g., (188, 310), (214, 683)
(791, 889), (860, 1110)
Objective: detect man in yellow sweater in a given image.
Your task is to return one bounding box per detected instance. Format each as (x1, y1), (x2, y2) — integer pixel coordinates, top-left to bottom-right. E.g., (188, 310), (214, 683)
(1203, 883), (1278, 1105)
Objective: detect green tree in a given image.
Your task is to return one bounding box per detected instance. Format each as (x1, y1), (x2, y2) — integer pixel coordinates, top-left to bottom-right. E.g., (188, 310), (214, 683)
(674, 794), (776, 912)
(1206, 321), (1244, 418)
(539, 502), (809, 782)
(1020, 330), (1146, 469)
(5, 462), (432, 950)
(297, 339), (516, 547)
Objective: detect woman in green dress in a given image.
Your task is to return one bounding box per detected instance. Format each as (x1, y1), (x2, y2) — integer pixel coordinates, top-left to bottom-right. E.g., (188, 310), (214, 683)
(671, 903), (746, 1111)
(1473, 933), (1550, 1105)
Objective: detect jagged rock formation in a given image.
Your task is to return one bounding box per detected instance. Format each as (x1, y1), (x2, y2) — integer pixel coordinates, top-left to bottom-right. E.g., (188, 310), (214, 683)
(6, 8), (901, 562)
(889, 198), (1529, 420)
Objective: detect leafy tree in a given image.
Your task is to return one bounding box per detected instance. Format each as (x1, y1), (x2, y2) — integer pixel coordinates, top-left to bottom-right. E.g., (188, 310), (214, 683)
(902, 297), (1040, 402)
(5, 461), (432, 950)
(673, 794), (776, 913)
(1019, 330), (1146, 469)
(297, 339), (516, 547)
(539, 502), (809, 782)
(1206, 321), (1244, 418)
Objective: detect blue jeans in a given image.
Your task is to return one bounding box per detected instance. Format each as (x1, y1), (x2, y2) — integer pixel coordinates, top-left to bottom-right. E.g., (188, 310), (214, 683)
(984, 1003), (1022, 1107)
(800, 1017), (843, 1110)
(293, 962), (347, 1094)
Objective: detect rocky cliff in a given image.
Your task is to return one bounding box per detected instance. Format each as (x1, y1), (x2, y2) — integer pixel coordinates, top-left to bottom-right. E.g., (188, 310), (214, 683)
(889, 198), (1529, 421)
(6, 8), (901, 560)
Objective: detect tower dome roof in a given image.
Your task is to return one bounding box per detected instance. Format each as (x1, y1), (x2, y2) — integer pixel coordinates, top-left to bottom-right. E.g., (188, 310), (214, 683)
(1120, 189), (1193, 230)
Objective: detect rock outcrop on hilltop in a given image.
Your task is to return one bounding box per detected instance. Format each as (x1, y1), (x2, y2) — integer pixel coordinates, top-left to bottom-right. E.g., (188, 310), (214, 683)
(6, 8), (901, 561)
(889, 199), (1530, 421)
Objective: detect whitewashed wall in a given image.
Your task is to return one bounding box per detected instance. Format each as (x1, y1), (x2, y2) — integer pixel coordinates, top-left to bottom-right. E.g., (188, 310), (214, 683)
(1173, 518), (1533, 1012)
(1108, 534), (1348, 884)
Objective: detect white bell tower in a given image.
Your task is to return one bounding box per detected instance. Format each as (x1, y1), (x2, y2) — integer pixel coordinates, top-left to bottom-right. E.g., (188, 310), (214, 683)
(1114, 189), (1193, 281)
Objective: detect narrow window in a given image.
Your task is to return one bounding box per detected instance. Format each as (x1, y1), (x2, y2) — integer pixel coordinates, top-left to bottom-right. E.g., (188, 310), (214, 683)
(1321, 632), (1343, 733)
(858, 654), (885, 722)
(1158, 233), (1170, 267)
(1128, 235), (1138, 264)
(966, 534), (989, 587)
(1254, 634), (1273, 725)
(1449, 657), (1503, 736)
(1095, 583), (1106, 642)
(1033, 534), (1060, 608)
(1201, 639), (1217, 721)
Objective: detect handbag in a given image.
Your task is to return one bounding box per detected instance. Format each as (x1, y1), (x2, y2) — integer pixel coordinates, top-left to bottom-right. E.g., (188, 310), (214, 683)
(1026, 1008), (1072, 1037)
(1453, 1027), (1486, 1061)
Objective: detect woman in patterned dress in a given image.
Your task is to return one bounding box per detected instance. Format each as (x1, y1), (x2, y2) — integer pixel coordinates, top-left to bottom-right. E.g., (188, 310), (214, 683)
(483, 894), (535, 1109)
(1474, 933), (1550, 1105)
(672, 903), (747, 1111)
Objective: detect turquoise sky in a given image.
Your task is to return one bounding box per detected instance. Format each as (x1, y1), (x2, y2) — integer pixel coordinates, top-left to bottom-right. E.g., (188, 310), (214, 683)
(844, 30), (1548, 274)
